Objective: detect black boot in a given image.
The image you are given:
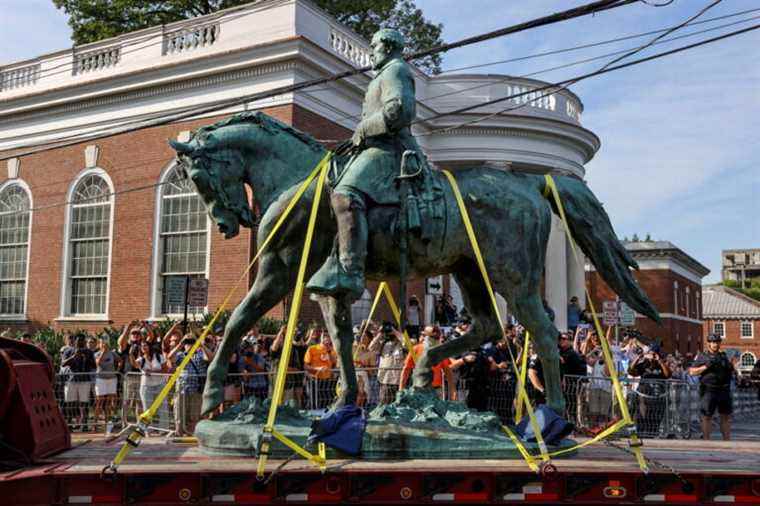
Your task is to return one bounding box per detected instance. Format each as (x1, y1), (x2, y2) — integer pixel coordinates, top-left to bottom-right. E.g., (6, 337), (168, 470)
(307, 193), (367, 301)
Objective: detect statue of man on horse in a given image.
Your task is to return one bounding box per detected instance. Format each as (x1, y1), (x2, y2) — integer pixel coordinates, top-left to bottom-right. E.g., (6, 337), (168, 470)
(170, 28), (660, 420)
(307, 28), (424, 301)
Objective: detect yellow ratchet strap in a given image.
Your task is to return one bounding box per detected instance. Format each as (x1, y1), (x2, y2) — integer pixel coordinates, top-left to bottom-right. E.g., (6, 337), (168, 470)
(257, 154), (332, 477)
(513, 331), (531, 424)
(442, 169), (549, 467)
(543, 174), (648, 473)
(107, 152), (333, 474)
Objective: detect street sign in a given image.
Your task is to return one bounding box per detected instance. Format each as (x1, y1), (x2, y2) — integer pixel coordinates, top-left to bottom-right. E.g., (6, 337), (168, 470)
(165, 277), (187, 307)
(619, 301), (636, 326)
(188, 278), (209, 307)
(602, 300), (619, 326)
(426, 275), (443, 295)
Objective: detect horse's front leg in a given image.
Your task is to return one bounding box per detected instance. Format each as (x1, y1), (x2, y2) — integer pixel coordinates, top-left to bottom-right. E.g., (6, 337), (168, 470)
(202, 254), (290, 416)
(314, 294), (357, 409)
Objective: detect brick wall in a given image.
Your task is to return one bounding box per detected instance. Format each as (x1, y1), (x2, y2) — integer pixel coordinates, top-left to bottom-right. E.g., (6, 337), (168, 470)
(587, 268), (704, 354)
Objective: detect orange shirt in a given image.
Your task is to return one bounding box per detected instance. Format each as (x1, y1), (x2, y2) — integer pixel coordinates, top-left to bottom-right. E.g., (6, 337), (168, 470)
(304, 343), (337, 380)
(403, 343), (450, 387)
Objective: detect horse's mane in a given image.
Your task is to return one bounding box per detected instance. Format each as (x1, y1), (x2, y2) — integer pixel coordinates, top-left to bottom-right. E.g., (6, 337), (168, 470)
(193, 111), (325, 152)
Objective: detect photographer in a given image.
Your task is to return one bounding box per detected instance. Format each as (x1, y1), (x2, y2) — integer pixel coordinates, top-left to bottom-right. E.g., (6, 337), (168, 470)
(629, 344), (670, 438)
(270, 324), (307, 406)
(167, 334), (213, 435)
(369, 321), (407, 404)
(689, 334), (735, 440)
(484, 326), (519, 423)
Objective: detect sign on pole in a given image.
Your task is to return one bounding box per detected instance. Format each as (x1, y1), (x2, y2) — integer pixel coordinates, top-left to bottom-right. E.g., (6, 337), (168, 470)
(165, 277), (187, 308)
(602, 300), (619, 327)
(619, 301), (636, 326)
(188, 278), (209, 307)
(426, 275), (443, 296)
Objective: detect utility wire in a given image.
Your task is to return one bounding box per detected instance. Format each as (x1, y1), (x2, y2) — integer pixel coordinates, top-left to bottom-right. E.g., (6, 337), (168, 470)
(0, 0), (643, 160)
(5, 21), (759, 219)
(416, 19), (759, 136)
(304, 9), (760, 126)
(304, 9), (760, 129)
(439, 6), (760, 74)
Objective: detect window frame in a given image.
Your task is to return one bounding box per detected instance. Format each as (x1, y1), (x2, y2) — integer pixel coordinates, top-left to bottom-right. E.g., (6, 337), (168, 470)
(712, 321), (725, 338)
(149, 162), (212, 319)
(740, 320), (754, 339)
(0, 180), (32, 320)
(59, 168), (114, 320)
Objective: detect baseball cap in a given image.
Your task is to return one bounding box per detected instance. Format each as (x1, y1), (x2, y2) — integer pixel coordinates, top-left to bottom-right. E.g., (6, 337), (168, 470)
(707, 333), (722, 343)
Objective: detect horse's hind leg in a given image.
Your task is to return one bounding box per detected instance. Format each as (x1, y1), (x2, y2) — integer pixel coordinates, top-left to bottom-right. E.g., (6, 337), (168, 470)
(202, 253), (290, 415)
(511, 288), (565, 415)
(314, 294), (357, 408)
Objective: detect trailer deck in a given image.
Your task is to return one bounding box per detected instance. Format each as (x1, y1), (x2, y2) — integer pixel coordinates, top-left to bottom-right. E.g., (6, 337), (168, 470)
(3, 435), (760, 504)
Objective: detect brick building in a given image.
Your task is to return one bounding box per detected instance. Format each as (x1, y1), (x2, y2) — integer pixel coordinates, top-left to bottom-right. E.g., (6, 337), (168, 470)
(702, 285), (760, 374)
(587, 240), (710, 355)
(0, 0), (600, 332)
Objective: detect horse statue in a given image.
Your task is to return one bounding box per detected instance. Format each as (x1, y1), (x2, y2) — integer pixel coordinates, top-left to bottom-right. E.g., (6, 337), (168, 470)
(170, 111), (659, 417)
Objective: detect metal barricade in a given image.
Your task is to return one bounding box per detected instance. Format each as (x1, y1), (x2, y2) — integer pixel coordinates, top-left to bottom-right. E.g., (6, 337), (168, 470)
(53, 371), (124, 434)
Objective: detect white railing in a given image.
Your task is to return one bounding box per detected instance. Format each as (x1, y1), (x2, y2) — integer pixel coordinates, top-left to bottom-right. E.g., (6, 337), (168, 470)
(329, 28), (371, 67)
(73, 46), (121, 75)
(0, 63), (41, 91)
(163, 23), (220, 55)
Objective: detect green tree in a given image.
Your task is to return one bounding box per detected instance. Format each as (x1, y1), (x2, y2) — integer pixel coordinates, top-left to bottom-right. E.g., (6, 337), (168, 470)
(52, 0), (443, 73)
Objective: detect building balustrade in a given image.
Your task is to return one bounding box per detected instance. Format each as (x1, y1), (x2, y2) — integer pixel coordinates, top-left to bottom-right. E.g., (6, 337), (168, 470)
(163, 23), (220, 55)
(0, 64), (41, 92)
(73, 47), (121, 75)
(329, 28), (371, 67)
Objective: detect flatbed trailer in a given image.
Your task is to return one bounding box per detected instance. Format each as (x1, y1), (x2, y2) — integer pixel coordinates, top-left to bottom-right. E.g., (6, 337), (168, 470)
(2, 435), (760, 505)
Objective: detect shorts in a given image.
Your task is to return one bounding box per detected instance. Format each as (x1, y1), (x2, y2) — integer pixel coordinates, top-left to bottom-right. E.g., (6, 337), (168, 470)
(700, 389), (733, 417)
(588, 388), (612, 417)
(95, 377), (118, 396)
(65, 381), (92, 403)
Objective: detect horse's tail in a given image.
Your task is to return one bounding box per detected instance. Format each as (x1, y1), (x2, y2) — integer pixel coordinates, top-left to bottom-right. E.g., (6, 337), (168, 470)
(539, 175), (661, 324)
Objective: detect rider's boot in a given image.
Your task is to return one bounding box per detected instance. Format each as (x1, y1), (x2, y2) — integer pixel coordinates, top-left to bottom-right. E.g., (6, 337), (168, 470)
(307, 192), (367, 301)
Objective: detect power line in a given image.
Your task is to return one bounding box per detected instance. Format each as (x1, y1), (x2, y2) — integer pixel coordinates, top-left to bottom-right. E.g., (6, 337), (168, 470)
(303, 9), (758, 128)
(0, 0), (644, 160)
(7, 21), (759, 219)
(417, 20), (760, 135)
(440, 6), (760, 74)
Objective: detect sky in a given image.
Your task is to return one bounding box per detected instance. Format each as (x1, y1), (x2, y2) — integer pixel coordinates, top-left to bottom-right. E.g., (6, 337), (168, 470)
(2, 0), (759, 283)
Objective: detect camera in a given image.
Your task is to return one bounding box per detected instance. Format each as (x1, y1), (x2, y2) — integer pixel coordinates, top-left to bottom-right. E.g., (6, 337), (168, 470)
(381, 321), (395, 339)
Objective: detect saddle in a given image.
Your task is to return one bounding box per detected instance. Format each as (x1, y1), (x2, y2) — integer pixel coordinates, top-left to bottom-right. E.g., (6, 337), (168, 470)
(329, 146), (446, 246)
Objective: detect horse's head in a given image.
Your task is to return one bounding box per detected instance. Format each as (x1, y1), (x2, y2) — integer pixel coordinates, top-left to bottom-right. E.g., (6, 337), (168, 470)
(170, 131), (254, 239)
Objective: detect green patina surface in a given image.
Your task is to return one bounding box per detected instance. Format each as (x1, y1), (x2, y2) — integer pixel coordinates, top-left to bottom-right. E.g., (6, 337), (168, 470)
(196, 391), (575, 459)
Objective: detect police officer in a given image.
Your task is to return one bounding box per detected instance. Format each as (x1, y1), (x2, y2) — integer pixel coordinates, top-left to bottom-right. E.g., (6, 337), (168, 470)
(688, 334), (735, 440)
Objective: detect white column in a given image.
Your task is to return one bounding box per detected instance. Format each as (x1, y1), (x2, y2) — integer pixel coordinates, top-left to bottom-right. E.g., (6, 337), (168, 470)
(545, 214), (568, 331)
(566, 236), (587, 308)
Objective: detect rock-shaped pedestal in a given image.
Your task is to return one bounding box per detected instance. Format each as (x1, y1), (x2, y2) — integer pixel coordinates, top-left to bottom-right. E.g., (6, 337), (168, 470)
(196, 390), (575, 459)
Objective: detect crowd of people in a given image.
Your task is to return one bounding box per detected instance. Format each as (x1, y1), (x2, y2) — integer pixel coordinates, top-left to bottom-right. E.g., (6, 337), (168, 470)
(6, 293), (756, 441)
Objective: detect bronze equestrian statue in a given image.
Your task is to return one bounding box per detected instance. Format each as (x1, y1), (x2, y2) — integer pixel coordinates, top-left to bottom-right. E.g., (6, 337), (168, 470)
(170, 29), (660, 419)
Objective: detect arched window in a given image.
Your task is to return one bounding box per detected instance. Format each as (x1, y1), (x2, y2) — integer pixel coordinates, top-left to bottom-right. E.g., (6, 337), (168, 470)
(0, 183), (31, 316)
(741, 352), (756, 368)
(155, 166), (209, 315)
(64, 172), (112, 316)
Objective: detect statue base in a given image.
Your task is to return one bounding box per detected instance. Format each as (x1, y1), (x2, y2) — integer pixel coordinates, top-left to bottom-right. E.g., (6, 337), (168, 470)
(195, 390), (575, 459)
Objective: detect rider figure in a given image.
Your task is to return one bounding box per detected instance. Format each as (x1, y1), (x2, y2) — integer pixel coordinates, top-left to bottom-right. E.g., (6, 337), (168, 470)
(307, 29), (422, 301)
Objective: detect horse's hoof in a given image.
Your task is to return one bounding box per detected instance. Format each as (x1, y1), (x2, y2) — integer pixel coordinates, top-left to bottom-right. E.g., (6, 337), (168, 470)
(201, 385), (224, 416)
